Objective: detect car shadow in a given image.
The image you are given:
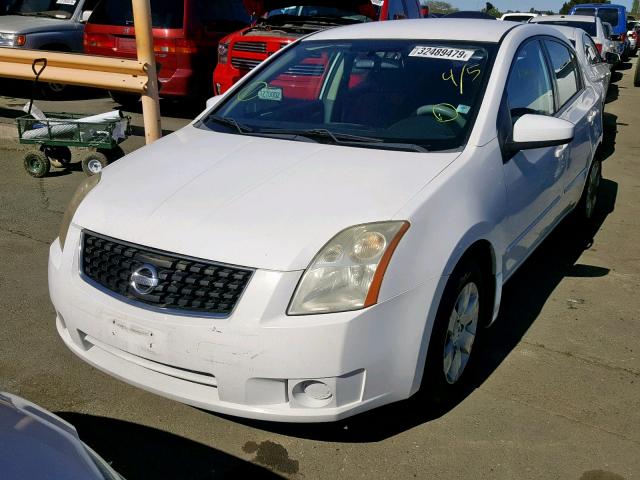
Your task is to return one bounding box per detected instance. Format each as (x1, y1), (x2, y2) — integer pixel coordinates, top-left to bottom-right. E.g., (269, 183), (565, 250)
(598, 112), (618, 162)
(0, 79), (108, 102)
(615, 61), (633, 71)
(606, 82), (619, 103)
(56, 412), (284, 480)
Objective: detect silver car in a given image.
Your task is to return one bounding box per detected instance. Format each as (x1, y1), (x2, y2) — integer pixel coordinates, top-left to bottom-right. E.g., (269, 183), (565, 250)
(0, 0), (98, 96)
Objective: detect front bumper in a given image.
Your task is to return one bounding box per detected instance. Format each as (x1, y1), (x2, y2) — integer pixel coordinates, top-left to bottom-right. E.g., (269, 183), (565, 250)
(50, 227), (440, 422)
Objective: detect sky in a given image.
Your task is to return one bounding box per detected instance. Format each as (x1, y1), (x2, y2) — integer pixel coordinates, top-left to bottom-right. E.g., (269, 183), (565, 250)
(446, 0), (634, 13)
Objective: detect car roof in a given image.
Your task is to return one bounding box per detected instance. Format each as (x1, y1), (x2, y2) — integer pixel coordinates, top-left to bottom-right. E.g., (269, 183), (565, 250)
(309, 18), (522, 42)
(542, 24), (582, 41)
(530, 14), (597, 23)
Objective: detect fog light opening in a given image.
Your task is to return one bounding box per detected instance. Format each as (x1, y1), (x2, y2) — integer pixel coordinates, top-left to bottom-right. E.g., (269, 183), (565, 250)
(291, 380), (334, 408)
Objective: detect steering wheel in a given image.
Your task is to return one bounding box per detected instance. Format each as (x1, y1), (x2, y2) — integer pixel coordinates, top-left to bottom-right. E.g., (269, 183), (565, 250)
(416, 103), (466, 132)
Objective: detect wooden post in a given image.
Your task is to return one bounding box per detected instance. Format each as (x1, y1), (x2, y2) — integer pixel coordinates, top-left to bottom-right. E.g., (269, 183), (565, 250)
(132, 0), (161, 144)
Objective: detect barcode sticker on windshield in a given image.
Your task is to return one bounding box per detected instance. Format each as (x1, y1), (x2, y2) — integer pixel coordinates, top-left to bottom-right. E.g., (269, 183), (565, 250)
(409, 46), (475, 62)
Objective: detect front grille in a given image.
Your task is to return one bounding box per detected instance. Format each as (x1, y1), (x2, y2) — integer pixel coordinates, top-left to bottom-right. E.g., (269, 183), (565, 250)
(231, 57), (262, 71)
(81, 231), (254, 317)
(233, 41), (267, 53)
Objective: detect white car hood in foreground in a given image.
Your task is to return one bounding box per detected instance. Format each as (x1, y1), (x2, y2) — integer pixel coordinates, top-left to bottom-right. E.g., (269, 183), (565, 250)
(75, 126), (458, 271)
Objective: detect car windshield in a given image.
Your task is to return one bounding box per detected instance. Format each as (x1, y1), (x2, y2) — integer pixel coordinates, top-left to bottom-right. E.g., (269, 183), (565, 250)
(574, 7), (619, 28)
(202, 39), (496, 152)
(7, 0), (76, 19)
(538, 20), (597, 37)
(89, 0), (184, 28)
(266, 5), (370, 23)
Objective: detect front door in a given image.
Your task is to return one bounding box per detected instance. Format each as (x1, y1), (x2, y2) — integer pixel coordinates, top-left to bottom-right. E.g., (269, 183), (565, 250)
(501, 39), (566, 278)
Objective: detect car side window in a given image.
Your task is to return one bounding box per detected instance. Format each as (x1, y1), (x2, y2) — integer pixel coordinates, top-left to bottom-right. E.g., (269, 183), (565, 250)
(506, 40), (555, 119)
(387, 0), (407, 19)
(543, 39), (581, 109)
(584, 35), (601, 65)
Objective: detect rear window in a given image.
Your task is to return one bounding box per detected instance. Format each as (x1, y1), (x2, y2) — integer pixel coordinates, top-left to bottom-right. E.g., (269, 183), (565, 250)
(538, 20), (597, 36)
(90, 0), (184, 28)
(574, 7), (620, 28)
(503, 15), (533, 22)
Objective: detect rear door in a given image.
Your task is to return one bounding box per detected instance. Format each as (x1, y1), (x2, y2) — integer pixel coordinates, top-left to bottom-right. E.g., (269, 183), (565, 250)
(542, 37), (599, 205)
(583, 32), (610, 107)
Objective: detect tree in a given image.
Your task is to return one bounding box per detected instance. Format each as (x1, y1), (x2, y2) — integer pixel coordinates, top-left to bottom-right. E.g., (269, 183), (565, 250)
(426, 1), (458, 14)
(560, 0), (610, 15)
(483, 2), (502, 17)
(632, 0), (639, 15)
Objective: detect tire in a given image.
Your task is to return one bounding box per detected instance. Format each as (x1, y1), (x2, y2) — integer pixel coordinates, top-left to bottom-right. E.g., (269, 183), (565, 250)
(23, 151), (51, 178)
(109, 91), (139, 110)
(44, 146), (71, 169)
(421, 257), (489, 403)
(576, 159), (602, 222)
(81, 151), (109, 176)
(634, 60), (640, 87)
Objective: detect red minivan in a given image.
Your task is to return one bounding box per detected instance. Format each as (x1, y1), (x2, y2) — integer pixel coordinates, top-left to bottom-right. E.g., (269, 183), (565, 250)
(84, 0), (250, 103)
(213, 0), (424, 95)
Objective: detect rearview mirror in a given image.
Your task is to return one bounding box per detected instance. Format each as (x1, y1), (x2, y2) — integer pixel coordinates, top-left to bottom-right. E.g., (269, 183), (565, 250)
(507, 114), (574, 153)
(80, 10), (92, 23)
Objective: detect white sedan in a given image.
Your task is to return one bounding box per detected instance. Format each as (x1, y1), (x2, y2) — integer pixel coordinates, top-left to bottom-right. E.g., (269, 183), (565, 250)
(49, 19), (603, 422)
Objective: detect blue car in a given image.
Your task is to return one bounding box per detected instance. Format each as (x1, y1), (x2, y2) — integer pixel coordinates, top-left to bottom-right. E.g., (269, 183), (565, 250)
(570, 3), (630, 60)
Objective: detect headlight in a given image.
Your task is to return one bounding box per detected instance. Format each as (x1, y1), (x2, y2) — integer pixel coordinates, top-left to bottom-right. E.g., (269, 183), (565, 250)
(0, 33), (26, 47)
(218, 41), (230, 64)
(58, 173), (101, 250)
(288, 221), (409, 315)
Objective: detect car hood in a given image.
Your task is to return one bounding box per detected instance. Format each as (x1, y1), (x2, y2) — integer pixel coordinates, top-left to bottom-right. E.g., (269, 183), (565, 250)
(0, 15), (74, 34)
(242, 0), (376, 18)
(75, 125), (458, 271)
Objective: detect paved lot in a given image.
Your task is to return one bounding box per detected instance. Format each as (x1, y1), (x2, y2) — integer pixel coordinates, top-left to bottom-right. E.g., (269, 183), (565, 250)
(0, 63), (639, 480)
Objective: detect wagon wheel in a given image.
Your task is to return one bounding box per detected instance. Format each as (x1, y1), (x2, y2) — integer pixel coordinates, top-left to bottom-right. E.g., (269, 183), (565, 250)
(81, 151), (109, 176)
(23, 151), (51, 178)
(44, 146), (72, 169)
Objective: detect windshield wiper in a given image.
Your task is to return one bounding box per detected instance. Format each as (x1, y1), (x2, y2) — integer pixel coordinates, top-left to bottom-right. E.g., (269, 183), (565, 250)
(208, 116), (253, 135)
(258, 128), (428, 152)
(260, 128), (383, 144)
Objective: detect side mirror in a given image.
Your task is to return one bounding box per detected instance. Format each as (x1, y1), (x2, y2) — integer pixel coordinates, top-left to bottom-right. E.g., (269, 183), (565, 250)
(80, 10), (92, 23)
(206, 95), (223, 110)
(506, 114), (574, 153)
(605, 51), (619, 64)
(192, 95), (224, 123)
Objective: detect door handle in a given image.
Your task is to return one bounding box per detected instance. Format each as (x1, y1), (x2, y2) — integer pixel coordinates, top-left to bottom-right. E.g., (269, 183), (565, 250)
(555, 144), (569, 159)
(587, 110), (598, 124)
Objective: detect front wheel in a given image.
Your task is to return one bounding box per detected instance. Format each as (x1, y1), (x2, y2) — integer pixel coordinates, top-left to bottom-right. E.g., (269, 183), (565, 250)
(634, 60), (640, 87)
(421, 258), (488, 402)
